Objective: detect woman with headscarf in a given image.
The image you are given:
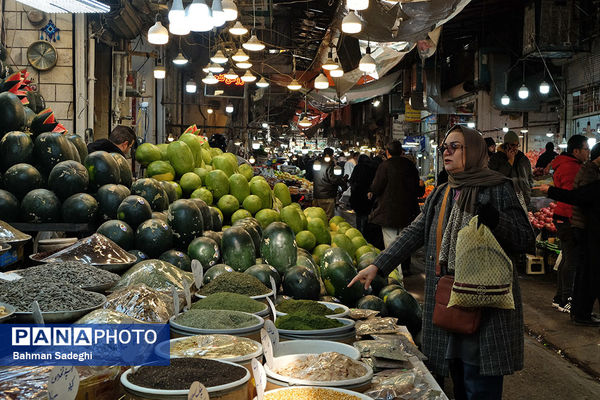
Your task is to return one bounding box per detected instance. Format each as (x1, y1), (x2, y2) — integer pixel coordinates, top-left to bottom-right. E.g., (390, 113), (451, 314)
(349, 126), (535, 400)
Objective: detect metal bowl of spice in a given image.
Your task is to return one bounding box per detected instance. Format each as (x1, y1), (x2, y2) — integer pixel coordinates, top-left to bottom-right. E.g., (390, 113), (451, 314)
(0, 302), (16, 323)
(257, 386), (372, 400)
(275, 316), (355, 335)
(170, 310), (265, 337)
(121, 358), (250, 399)
(275, 299), (349, 318)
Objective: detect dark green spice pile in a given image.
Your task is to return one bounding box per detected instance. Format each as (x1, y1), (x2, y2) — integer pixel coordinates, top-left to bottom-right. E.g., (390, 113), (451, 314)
(174, 309), (259, 330)
(198, 271), (270, 296)
(276, 299), (343, 316)
(191, 292), (267, 313)
(275, 311), (344, 330)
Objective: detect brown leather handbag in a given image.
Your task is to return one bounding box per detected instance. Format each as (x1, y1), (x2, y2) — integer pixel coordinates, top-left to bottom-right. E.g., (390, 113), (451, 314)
(432, 186), (482, 334)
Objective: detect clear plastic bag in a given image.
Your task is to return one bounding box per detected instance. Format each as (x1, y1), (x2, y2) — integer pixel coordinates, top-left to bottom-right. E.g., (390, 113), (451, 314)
(356, 317), (402, 336)
(371, 334), (427, 361)
(75, 308), (147, 324)
(111, 259), (194, 292)
(41, 233), (133, 264)
(103, 284), (176, 323)
(272, 352), (367, 382)
(348, 308), (380, 320)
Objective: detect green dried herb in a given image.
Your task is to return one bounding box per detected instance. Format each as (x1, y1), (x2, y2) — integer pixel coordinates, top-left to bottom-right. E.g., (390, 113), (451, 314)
(174, 309), (259, 330)
(275, 311), (344, 330)
(276, 299), (343, 316)
(191, 292), (267, 313)
(198, 272), (270, 296)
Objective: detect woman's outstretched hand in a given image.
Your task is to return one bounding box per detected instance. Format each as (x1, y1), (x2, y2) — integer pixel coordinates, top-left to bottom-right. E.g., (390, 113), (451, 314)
(348, 264), (379, 290)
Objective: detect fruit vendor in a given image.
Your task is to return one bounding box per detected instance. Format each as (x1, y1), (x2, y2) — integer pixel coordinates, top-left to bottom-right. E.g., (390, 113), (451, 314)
(88, 125), (136, 158)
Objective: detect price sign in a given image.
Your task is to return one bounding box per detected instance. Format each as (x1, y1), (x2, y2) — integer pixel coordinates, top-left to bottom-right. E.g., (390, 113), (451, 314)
(263, 319), (279, 351)
(48, 366), (79, 400)
(188, 381), (209, 400)
(172, 286), (180, 314)
(251, 358), (266, 400)
(31, 300), (44, 325)
(265, 296), (276, 322)
(260, 328), (274, 367)
(269, 276), (277, 302)
(191, 260), (203, 288)
(183, 280), (192, 311)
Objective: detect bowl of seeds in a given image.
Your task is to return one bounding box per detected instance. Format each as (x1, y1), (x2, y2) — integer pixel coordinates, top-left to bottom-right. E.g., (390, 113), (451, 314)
(0, 302), (15, 323)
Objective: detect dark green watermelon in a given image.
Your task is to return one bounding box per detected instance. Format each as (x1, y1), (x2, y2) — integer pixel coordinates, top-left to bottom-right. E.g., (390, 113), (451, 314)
(47, 160), (89, 201)
(233, 219), (262, 257)
(23, 107), (35, 128)
(221, 226), (255, 272)
(378, 284), (404, 300)
(160, 249), (192, 271)
(260, 222), (297, 275)
(0, 189), (19, 222)
(116, 195), (152, 229)
(0, 131), (33, 170)
(321, 260), (364, 307)
(152, 211), (168, 222)
(203, 264), (234, 285)
(384, 288), (422, 336)
(96, 184), (130, 220)
(366, 274), (387, 298)
(245, 263), (281, 289)
(33, 132), (71, 175)
(282, 265), (320, 300)
(167, 199), (203, 249)
(160, 181), (177, 203)
(188, 236), (220, 269)
(0, 92), (25, 137)
(20, 188), (61, 222)
(111, 152), (133, 187)
(65, 140), (80, 163)
(356, 295), (385, 312)
(296, 254), (320, 278)
(203, 230), (222, 248)
(129, 249), (149, 263)
(209, 207), (223, 232)
(97, 219), (134, 250)
(134, 218), (174, 258)
(189, 198), (211, 230)
(66, 135), (88, 162)
(357, 252), (378, 271)
(130, 178), (169, 211)
(320, 247), (354, 276)
(3, 163), (43, 200)
(84, 151), (120, 192)
(26, 90), (45, 113)
(61, 193), (98, 223)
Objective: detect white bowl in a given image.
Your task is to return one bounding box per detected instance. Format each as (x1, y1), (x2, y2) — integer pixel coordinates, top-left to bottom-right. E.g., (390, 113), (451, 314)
(169, 311), (264, 335)
(275, 301), (349, 318)
(274, 339), (360, 360)
(256, 386), (372, 400)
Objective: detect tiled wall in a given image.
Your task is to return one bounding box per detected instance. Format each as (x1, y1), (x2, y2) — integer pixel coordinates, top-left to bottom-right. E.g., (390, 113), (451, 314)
(2, 0), (74, 133)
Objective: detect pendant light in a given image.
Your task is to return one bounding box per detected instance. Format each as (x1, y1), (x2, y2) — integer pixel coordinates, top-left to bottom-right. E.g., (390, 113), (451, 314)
(148, 15), (169, 45)
(168, 0), (189, 35)
(222, 0), (238, 21)
(224, 69), (239, 80)
(347, 0), (368, 10)
(312, 159), (322, 170)
(202, 64), (210, 73)
(322, 46), (338, 71)
(299, 96), (312, 128)
(153, 62), (166, 79)
(252, 142), (260, 149)
(501, 94), (510, 106)
(243, 0), (265, 51)
(546, 130), (554, 137)
(342, 11), (361, 34)
(207, 108), (214, 114)
(241, 70), (256, 82)
(330, 60), (344, 77)
(202, 72), (218, 84)
(188, 0), (213, 32)
(256, 77), (269, 88)
(172, 52), (188, 65)
(249, 155), (256, 164)
(518, 63), (529, 99)
(558, 137), (568, 149)
(236, 61), (252, 69)
(212, 0), (226, 27)
(502, 123), (509, 133)
(314, 73), (329, 90)
(186, 79), (197, 93)
(333, 165), (343, 175)
(539, 81), (550, 95)
(211, 50), (228, 64)
(226, 104), (234, 113)
(359, 45), (376, 73)
(232, 48), (249, 62)
(229, 21), (248, 36)
(208, 63), (224, 73)
(288, 79), (301, 91)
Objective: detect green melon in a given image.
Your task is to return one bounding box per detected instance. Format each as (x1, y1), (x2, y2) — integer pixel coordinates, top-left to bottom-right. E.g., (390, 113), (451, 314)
(3, 163), (43, 200)
(135, 143), (161, 166)
(191, 187), (213, 205)
(311, 244), (331, 266)
(167, 140), (195, 177)
(84, 151), (120, 191)
(321, 260), (363, 307)
(179, 133), (203, 168)
(97, 219), (134, 250)
(203, 264), (234, 285)
(147, 160), (176, 181)
(157, 143), (169, 160)
(180, 172), (203, 195)
(0, 92), (25, 137)
(188, 236), (220, 269)
(260, 222), (297, 275)
(0, 189), (19, 222)
(130, 178), (169, 211)
(228, 173), (250, 204)
(110, 153), (132, 187)
(384, 288), (422, 336)
(221, 226), (255, 271)
(20, 188), (61, 223)
(295, 230), (316, 252)
(48, 160), (89, 201)
(356, 295), (385, 312)
(307, 217), (331, 245)
(160, 249), (192, 271)
(332, 234), (355, 258)
(116, 195), (153, 229)
(273, 182), (292, 206)
(96, 184), (130, 221)
(280, 205), (306, 234)
(134, 218), (174, 258)
(205, 169), (230, 200)
(282, 265), (320, 300)
(167, 199), (204, 249)
(34, 132), (71, 175)
(242, 194), (262, 214)
(231, 209), (252, 224)
(249, 179), (272, 209)
(0, 131), (33, 170)
(245, 263), (281, 289)
(61, 193), (98, 223)
(211, 155), (236, 177)
(238, 163), (254, 181)
(255, 209), (280, 229)
(66, 135), (88, 163)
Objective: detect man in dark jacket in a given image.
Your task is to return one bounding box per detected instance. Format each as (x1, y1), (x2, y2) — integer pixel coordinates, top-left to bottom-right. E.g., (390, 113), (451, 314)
(88, 125), (136, 157)
(312, 148), (346, 219)
(488, 131), (533, 205)
(368, 141), (424, 277)
(536, 142), (558, 169)
(349, 154), (375, 235)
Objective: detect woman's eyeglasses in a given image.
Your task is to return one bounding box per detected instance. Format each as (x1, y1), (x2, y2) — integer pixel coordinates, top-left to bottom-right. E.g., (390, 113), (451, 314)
(438, 142), (464, 155)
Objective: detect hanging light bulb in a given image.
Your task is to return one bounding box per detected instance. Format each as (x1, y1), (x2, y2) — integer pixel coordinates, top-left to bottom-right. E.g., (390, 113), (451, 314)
(241, 70), (256, 82)
(207, 108), (214, 114)
(252, 142), (260, 149)
(249, 155), (256, 164)
(467, 121), (476, 129)
(187, 0), (213, 31)
(202, 64), (211, 73)
(539, 81), (550, 95)
(322, 52), (338, 71)
(186, 80), (197, 93)
(546, 131), (554, 137)
(558, 138), (568, 149)
(172, 52), (188, 65)
(222, 0), (238, 21)
(202, 72), (218, 84)
(226, 104), (234, 113)
(323, 155), (331, 163)
(153, 65), (166, 79)
(299, 116), (312, 128)
(234, 138), (242, 146)
(347, 0), (369, 10)
(243, 33), (265, 51)
(333, 165), (343, 175)
(314, 73), (329, 90)
(341, 12), (361, 34)
(262, 122), (269, 128)
(224, 69), (239, 80)
(287, 79), (302, 91)
(330, 62), (344, 78)
(236, 61), (252, 69)
(359, 46), (376, 73)
(208, 63), (224, 73)
(229, 21), (248, 35)
(168, 0), (189, 35)
(502, 123), (509, 133)
(518, 84), (529, 99)
(211, 0), (226, 27)
(256, 77), (269, 88)
(501, 94), (510, 106)
(312, 160), (322, 170)
(148, 18), (169, 45)
(211, 50), (228, 64)
(232, 48), (249, 62)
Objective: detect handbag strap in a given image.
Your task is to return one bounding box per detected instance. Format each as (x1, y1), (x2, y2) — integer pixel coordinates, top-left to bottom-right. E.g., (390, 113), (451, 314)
(435, 186), (451, 277)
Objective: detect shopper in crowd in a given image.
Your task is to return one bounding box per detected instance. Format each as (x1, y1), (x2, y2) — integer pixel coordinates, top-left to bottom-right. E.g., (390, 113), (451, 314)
(548, 134), (589, 313)
(349, 154), (375, 235)
(88, 125), (136, 157)
(536, 142), (558, 169)
(484, 137), (496, 157)
(488, 131), (533, 206)
(368, 141), (424, 277)
(340, 152), (358, 207)
(350, 126), (534, 400)
(312, 147), (346, 219)
(534, 143), (600, 326)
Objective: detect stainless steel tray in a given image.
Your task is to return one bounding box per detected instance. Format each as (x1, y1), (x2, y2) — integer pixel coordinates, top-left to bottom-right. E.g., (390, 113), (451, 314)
(13, 294), (107, 323)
